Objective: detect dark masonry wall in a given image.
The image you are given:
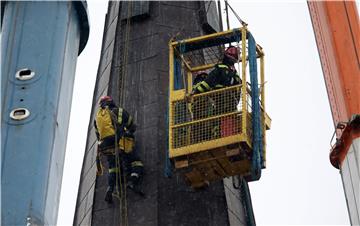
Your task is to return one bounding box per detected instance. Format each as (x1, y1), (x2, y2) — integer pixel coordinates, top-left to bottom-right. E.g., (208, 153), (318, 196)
(74, 2), (248, 226)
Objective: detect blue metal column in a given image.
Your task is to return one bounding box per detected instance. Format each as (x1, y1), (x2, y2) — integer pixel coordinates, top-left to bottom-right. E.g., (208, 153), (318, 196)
(1, 2), (89, 225)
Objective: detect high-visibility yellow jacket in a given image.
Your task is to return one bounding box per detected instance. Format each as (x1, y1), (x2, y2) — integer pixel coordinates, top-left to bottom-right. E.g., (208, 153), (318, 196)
(94, 106), (135, 148)
(95, 107), (116, 140)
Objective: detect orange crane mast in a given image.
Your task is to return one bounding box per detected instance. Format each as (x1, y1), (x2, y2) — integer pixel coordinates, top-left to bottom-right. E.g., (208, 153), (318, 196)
(308, 1), (360, 224)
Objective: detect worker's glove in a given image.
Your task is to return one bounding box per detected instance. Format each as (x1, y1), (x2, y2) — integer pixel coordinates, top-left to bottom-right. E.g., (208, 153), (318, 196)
(184, 93), (193, 103)
(116, 125), (126, 138)
(128, 124), (137, 134)
(124, 130), (133, 138)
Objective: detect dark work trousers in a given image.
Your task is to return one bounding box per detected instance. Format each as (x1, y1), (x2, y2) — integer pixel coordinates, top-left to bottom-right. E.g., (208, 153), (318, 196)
(106, 149), (144, 191)
(106, 154), (119, 192)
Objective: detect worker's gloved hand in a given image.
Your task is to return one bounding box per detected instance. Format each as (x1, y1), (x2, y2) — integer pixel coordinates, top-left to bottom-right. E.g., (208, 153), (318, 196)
(184, 93), (193, 103)
(128, 124), (136, 134)
(116, 125), (126, 138)
(124, 130), (133, 138)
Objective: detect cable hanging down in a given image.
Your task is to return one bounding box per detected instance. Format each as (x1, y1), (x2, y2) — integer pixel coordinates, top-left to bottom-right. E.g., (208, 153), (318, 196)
(224, 0), (248, 27)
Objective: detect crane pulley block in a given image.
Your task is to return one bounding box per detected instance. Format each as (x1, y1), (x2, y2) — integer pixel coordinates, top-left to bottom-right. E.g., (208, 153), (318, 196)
(168, 28), (271, 188)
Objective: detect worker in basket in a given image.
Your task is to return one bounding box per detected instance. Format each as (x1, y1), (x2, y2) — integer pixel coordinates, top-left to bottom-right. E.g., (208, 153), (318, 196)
(190, 46), (242, 141)
(94, 95), (144, 203)
(192, 46), (241, 94)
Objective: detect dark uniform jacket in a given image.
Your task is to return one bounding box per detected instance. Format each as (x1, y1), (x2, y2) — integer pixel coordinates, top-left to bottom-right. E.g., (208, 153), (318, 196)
(193, 64), (240, 94)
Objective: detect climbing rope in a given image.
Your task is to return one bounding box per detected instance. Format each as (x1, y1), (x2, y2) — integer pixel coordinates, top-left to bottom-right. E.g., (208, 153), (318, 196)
(112, 2), (133, 226)
(164, 96), (173, 178)
(110, 116), (130, 226)
(112, 112), (127, 226)
(119, 0), (132, 223)
(120, 1), (132, 106)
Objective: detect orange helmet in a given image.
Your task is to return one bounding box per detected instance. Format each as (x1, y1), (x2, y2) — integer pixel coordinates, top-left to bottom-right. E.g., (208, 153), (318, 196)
(224, 46), (240, 63)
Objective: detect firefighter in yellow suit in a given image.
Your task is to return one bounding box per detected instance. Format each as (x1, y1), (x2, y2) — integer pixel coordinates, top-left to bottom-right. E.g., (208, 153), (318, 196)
(94, 96), (144, 203)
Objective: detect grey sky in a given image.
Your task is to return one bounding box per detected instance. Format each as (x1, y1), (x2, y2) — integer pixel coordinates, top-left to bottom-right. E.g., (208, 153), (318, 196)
(235, 2), (349, 224)
(58, 1), (350, 225)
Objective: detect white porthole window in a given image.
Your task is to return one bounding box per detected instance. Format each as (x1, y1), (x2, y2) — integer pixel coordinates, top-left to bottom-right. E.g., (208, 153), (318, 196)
(10, 108), (30, 120)
(15, 68), (35, 81)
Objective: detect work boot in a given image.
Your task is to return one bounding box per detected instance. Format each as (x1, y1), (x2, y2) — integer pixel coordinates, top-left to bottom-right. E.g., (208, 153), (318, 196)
(127, 173), (145, 197)
(127, 173), (142, 191)
(104, 186), (113, 203)
(130, 173), (141, 185)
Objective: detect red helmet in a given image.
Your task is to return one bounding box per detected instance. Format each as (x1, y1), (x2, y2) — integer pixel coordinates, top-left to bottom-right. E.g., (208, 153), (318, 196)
(99, 95), (113, 107)
(224, 46), (240, 63)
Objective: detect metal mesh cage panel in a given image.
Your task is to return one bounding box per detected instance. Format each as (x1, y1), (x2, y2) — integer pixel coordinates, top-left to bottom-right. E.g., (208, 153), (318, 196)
(171, 85), (253, 149)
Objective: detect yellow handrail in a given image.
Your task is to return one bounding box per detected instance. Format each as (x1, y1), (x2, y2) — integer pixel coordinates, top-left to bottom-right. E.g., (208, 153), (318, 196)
(241, 26), (247, 136)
